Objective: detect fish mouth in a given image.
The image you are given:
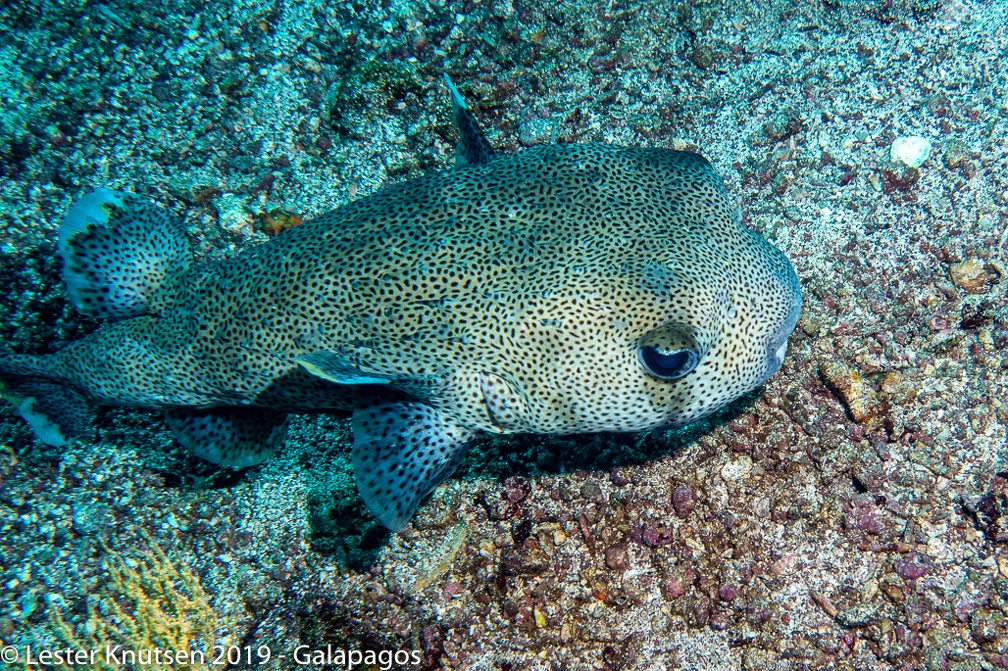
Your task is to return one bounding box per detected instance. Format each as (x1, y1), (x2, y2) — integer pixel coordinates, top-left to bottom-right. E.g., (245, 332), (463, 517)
(773, 339), (789, 364)
(768, 283), (802, 374)
(763, 329), (792, 380)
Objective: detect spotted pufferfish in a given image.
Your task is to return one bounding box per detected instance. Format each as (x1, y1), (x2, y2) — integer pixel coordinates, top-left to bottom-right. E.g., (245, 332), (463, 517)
(0, 76), (801, 531)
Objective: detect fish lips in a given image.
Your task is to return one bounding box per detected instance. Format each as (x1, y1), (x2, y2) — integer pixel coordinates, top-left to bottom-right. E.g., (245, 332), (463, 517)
(765, 281), (803, 377)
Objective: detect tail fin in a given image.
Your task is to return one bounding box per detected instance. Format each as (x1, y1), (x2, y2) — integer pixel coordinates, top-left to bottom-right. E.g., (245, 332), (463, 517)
(59, 189), (193, 319)
(0, 373), (93, 447)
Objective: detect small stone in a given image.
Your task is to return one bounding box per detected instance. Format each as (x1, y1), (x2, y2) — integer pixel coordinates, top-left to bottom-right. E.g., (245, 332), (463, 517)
(672, 485), (697, 518)
(810, 590), (838, 617)
(718, 584), (738, 602)
(533, 606), (547, 628)
(894, 552), (933, 580)
(720, 455), (753, 482)
(890, 136), (931, 168)
(214, 193), (256, 237)
(661, 578), (685, 599)
(949, 258), (987, 293)
(819, 361), (881, 425)
(518, 115), (558, 146)
(605, 544), (629, 572)
(19, 589), (37, 619)
(580, 481), (603, 502)
(943, 140), (970, 169)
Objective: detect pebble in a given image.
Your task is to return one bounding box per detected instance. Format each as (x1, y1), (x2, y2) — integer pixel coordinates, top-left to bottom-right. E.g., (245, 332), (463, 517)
(605, 544), (629, 572)
(720, 456), (753, 482)
(19, 589), (37, 619)
(518, 115), (558, 146)
(214, 193), (256, 238)
(672, 485), (697, 518)
(894, 552), (933, 580)
(949, 258), (987, 293)
(580, 481), (603, 503)
(661, 578), (685, 599)
(533, 606), (547, 628)
(890, 136), (931, 168)
(819, 361), (881, 426)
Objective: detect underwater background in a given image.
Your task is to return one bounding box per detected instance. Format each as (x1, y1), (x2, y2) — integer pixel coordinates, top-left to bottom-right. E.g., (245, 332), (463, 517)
(1, 0), (1007, 669)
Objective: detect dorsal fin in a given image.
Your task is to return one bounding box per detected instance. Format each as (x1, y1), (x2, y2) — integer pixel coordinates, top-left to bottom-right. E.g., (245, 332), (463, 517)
(443, 73), (494, 167)
(58, 189), (192, 319)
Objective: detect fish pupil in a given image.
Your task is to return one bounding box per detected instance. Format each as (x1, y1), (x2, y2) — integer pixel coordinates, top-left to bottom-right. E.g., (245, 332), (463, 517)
(638, 347), (698, 380)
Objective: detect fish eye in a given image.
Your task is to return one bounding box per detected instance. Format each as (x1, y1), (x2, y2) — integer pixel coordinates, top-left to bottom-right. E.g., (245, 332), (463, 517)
(638, 346), (699, 380)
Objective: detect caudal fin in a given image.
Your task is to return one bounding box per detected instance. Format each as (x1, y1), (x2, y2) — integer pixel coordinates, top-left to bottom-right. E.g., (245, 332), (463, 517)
(59, 188), (193, 319)
(0, 375), (93, 447)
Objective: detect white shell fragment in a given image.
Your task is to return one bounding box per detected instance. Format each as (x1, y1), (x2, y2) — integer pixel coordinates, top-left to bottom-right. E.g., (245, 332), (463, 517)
(890, 136), (932, 169)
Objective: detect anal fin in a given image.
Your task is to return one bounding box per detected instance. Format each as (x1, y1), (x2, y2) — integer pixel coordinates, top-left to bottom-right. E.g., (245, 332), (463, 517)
(166, 407), (289, 469)
(352, 402), (472, 532)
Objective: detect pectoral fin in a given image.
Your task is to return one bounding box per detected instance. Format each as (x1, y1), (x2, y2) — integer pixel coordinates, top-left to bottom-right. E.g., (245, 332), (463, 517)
(351, 402), (473, 532)
(296, 347), (451, 387)
(296, 351), (393, 385)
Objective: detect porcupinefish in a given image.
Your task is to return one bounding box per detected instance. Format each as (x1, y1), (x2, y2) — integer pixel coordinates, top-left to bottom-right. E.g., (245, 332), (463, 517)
(0, 76), (801, 531)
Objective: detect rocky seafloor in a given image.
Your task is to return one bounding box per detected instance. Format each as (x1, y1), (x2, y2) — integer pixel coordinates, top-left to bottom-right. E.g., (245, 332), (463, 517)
(1, 0), (1007, 668)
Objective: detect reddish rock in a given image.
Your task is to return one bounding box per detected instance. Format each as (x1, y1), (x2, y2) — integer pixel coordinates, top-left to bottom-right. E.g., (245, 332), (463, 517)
(672, 486), (696, 518)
